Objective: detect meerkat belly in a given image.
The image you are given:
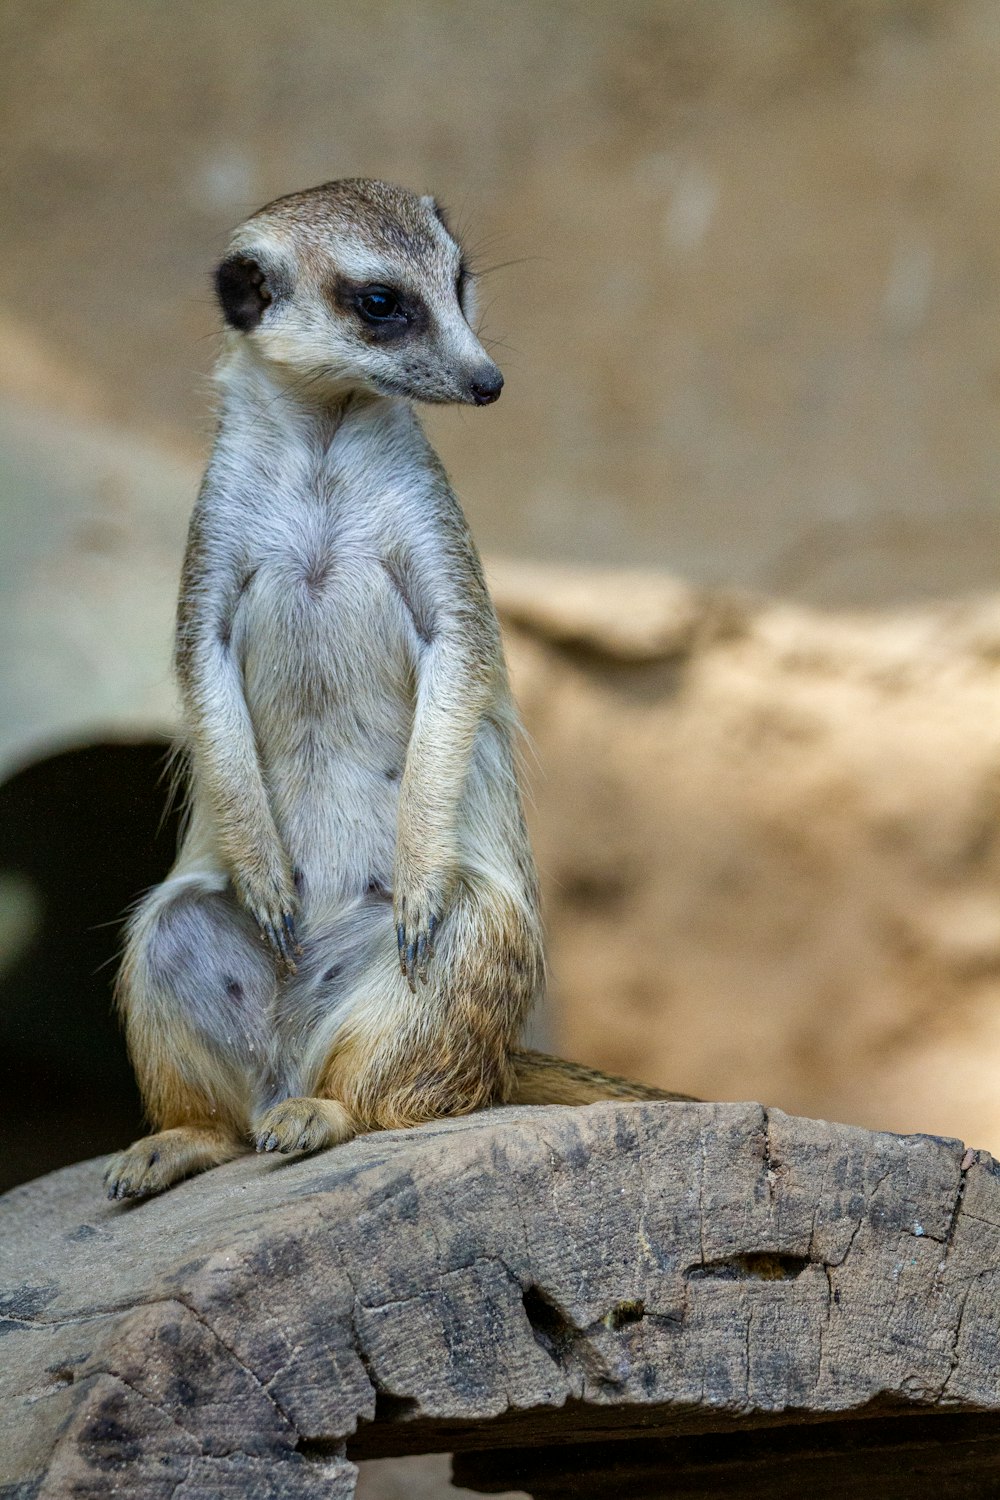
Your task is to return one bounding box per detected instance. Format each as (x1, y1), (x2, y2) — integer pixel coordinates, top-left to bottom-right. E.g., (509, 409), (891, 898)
(233, 542), (418, 913)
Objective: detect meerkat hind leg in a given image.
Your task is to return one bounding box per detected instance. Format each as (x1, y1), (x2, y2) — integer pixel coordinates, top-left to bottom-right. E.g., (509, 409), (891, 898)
(104, 1123), (246, 1201)
(253, 1097), (357, 1155)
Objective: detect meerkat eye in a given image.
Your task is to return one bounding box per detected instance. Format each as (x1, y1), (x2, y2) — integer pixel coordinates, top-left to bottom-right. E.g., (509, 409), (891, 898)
(356, 286), (406, 324)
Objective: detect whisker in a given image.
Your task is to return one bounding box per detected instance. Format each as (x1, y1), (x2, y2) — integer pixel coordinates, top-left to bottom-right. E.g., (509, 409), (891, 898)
(481, 338), (521, 358)
(476, 255), (546, 276)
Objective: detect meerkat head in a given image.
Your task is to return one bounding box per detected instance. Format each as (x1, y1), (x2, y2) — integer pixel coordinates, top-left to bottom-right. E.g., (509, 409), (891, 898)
(214, 178), (503, 407)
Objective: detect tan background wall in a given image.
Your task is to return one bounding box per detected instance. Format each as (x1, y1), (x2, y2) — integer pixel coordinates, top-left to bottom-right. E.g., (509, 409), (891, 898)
(2, 0), (1000, 603)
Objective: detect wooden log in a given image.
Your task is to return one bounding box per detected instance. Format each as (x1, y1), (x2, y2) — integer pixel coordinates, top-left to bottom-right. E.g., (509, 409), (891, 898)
(2, 1102), (999, 1498)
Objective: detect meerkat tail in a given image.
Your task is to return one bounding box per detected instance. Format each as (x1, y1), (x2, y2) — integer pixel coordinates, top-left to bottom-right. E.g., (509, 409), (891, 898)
(508, 1048), (698, 1106)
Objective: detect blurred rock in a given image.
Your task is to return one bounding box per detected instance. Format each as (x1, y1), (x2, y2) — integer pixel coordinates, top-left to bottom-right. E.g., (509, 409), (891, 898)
(0, 383), (189, 776)
(498, 571), (1000, 1149)
(356, 1456), (525, 1500)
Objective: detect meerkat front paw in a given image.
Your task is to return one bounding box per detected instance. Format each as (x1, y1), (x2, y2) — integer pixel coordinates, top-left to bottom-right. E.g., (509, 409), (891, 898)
(235, 868), (301, 972)
(394, 882), (449, 990)
(253, 1097), (356, 1155)
(104, 1126), (244, 1200)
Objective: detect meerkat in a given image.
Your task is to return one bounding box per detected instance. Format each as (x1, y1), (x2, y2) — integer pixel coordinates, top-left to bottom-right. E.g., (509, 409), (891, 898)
(105, 179), (689, 1200)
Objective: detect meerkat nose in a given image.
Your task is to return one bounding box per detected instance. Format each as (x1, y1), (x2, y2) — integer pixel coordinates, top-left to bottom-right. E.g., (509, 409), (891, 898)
(469, 368), (504, 405)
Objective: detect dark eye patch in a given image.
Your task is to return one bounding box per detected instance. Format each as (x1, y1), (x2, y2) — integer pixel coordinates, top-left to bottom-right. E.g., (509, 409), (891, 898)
(328, 275), (427, 341)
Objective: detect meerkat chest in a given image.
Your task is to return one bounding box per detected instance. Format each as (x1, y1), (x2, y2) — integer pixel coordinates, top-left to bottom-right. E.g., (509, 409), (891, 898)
(245, 496), (370, 615)
(230, 455), (430, 724)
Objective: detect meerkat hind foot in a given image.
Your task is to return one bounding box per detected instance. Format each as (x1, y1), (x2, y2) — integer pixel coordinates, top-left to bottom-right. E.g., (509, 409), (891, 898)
(104, 1125), (245, 1201)
(253, 1097), (357, 1156)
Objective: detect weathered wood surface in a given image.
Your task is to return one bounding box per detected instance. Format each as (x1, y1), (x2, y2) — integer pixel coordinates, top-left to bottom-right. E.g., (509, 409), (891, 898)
(2, 1102), (1000, 1498)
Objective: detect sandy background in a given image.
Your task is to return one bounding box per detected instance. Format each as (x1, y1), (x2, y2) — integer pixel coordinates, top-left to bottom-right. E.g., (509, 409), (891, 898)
(4, 0), (1000, 601)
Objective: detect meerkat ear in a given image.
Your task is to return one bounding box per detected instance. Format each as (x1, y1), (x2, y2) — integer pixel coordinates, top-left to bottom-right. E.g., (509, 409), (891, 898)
(215, 253), (273, 332)
(422, 194), (453, 236)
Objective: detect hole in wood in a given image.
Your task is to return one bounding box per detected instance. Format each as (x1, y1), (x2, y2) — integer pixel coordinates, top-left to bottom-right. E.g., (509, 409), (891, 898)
(521, 1284), (575, 1365)
(687, 1251), (810, 1281)
(372, 1391), (420, 1422)
(605, 1298), (645, 1329)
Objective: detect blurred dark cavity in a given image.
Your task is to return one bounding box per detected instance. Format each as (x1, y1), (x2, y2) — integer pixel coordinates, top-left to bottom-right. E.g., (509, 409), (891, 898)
(0, 740), (180, 1193)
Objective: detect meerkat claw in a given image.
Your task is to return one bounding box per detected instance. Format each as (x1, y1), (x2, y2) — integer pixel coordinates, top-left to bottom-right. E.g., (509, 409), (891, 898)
(282, 911), (301, 954)
(397, 908), (443, 987)
(258, 914), (299, 973)
(426, 912), (440, 967)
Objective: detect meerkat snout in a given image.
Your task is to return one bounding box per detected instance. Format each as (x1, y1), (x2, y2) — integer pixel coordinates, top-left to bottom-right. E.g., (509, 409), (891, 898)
(469, 367), (504, 405)
(213, 178), (504, 409)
